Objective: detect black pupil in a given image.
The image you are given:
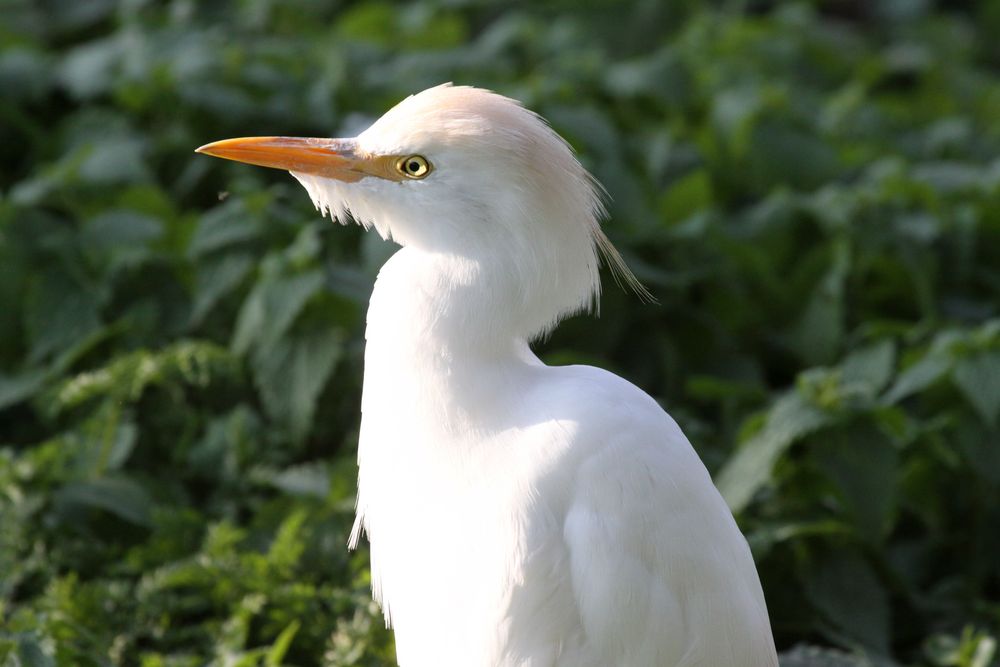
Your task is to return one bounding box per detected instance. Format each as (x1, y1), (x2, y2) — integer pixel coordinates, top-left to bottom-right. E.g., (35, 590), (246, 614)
(408, 161), (420, 173)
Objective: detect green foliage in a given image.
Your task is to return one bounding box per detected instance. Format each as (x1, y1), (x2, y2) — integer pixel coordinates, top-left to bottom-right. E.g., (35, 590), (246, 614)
(2, 0), (999, 664)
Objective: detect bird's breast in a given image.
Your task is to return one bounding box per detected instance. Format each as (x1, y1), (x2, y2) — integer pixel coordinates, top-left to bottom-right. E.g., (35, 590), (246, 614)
(355, 358), (588, 664)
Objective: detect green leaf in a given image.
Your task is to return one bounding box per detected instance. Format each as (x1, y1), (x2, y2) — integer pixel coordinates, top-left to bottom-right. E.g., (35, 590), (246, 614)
(803, 549), (890, 656)
(0, 48), (53, 104)
(789, 239), (850, 366)
(883, 354), (951, 405)
(55, 476), (153, 526)
(77, 134), (151, 185)
(43, 340), (239, 417)
(252, 327), (343, 442)
(268, 510), (308, 573)
(718, 391), (834, 513)
(747, 519), (850, 559)
(189, 200), (263, 257)
(659, 169), (712, 225)
(335, 3), (398, 46)
(15, 635), (55, 667)
(0, 369), (47, 411)
(779, 644), (876, 667)
(232, 270), (325, 356)
(711, 86), (767, 158)
(749, 121), (841, 191)
(912, 161), (984, 194)
(815, 424), (898, 544)
(190, 253), (255, 327)
(81, 209), (163, 251)
(24, 271), (102, 365)
(266, 619), (302, 666)
(841, 340), (896, 396)
(57, 35), (123, 100)
(951, 352), (1000, 426)
(264, 462), (331, 499)
(104, 418), (138, 471)
(924, 628), (997, 667)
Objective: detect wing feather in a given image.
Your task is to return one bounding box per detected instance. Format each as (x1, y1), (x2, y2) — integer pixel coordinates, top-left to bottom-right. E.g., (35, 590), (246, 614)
(559, 384), (778, 666)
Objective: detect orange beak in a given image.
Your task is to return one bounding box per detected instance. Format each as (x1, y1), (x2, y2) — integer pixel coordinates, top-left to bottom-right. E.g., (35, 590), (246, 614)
(195, 136), (367, 182)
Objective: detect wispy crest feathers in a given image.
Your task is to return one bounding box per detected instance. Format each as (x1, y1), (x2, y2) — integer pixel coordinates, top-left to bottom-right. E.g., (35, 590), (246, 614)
(397, 85), (651, 308)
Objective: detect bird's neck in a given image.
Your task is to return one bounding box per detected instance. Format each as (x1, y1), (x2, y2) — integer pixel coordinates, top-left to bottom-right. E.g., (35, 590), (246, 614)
(366, 246), (527, 360)
(362, 247), (543, 435)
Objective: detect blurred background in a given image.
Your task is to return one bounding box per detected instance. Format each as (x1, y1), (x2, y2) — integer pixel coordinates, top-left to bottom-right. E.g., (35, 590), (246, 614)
(1, 0), (999, 665)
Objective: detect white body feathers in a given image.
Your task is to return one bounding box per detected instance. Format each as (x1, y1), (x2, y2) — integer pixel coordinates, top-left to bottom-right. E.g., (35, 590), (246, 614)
(351, 248), (777, 666)
(292, 85), (777, 666)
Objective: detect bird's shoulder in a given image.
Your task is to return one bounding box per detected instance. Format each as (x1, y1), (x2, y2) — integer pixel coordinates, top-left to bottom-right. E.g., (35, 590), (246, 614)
(518, 362), (718, 528)
(531, 362), (714, 500)
(525, 363), (691, 459)
(533, 362), (662, 414)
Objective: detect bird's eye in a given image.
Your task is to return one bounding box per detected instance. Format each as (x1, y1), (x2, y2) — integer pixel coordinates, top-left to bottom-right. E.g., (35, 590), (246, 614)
(396, 155), (431, 179)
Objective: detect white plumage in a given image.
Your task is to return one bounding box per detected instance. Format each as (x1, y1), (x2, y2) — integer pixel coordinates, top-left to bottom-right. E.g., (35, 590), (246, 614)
(197, 84), (779, 667)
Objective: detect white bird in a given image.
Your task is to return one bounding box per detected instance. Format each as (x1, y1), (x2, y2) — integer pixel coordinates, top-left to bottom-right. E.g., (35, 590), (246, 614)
(197, 84), (778, 667)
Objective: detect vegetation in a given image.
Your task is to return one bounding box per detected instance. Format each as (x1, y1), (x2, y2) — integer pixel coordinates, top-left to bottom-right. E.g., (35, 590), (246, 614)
(2, 0), (999, 664)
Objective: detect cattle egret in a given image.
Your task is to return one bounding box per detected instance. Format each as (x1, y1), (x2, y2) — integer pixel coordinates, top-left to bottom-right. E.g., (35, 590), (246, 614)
(197, 84), (778, 667)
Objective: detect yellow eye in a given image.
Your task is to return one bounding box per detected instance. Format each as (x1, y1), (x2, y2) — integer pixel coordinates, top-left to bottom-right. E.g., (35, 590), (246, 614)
(396, 155), (431, 179)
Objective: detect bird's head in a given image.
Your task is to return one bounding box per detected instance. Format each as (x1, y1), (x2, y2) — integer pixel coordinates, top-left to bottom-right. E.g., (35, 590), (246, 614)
(198, 84), (643, 338)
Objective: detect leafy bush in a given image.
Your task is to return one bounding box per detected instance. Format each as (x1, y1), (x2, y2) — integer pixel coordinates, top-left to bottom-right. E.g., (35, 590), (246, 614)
(1, 0), (998, 665)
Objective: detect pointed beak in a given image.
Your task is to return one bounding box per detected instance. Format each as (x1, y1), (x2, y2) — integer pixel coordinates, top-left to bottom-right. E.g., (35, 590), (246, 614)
(195, 136), (367, 182)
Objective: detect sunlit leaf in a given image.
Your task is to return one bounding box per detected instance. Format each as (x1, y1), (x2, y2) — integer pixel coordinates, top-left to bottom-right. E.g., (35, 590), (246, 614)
(190, 253), (256, 327)
(779, 644), (876, 667)
(841, 340), (896, 395)
(189, 200), (264, 258)
(56, 35), (123, 100)
(718, 391), (833, 513)
(252, 326), (342, 442)
(54, 476), (153, 526)
(263, 462), (331, 499)
(659, 169), (712, 225)
(232, 270), (325, 356)
(0, 369), (47, 411)
(952, 352), (1000, 426)
(883, 354), (951, 405)
(15, 635), (55, 667)
(266, 619), (301, 666)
